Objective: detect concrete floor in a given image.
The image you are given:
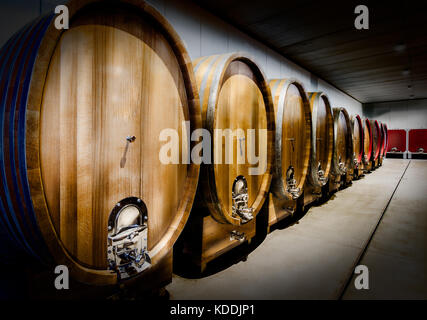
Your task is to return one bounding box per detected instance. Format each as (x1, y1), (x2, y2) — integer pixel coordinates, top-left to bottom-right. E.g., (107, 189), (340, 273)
(167, 159), (427, 299)
(343, 160), (427, 299)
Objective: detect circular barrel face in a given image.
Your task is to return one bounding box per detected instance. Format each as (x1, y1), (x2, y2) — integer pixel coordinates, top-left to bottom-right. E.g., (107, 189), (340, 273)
(270, 80), (310, 199)
(371, 120), (380, 160)
(193, 54), (273, 226)
(380, 123), (387, 157)
(352, 116), (363, 163)
(214, 60), (268, 224)
(39, 4), (194, 269)
(363, 120), (372, 162)
(336, 112), (349, 167)
(280, 84), (309, 195)
(332, 108), (352, 175)
(383, 124), (388, 154)
(307, 93), (333, 187)
(316, 96), (333, 176)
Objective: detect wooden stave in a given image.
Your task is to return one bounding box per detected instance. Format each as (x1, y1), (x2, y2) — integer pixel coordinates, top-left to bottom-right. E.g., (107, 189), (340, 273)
(192, 53), (275, 226)
(0, 0), (201, 285)
(351, 114), (364, 167)
(0, 15), (55, 264)
(307, 92), (334, 187)
(362, 118), (373, 165)
(269, 79), (311, 200)
(331, 107), (353, 176)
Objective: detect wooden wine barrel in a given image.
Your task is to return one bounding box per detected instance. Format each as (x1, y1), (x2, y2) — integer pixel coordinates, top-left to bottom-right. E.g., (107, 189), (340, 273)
(331, 108), (353, 176)
(380, 122), (388, 159)
(307, 92), (334, 187)
(362, 118), (373, 166)
(192, 53), (274, 226)
(0, 0), (201, 285)
(351, 115), (364, 168)
(381, 123), (389, 157)
(370, 120), (381, 161)
(269, 79), (311, 200)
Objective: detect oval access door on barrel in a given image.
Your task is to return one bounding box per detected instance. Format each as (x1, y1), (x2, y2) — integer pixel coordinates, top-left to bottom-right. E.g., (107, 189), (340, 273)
(332, 108), (353, 175)
(0, 0), (201, 285)
(307, 92), (334, 187)
(193, 53), (274, 226)
(363, 118), (373, 165)
(351, 115), (364, 168)
(269, 79), (311, 200)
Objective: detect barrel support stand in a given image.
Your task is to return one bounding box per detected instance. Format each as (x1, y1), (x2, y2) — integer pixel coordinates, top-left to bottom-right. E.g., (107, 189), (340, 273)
(266, 193), (297, 233)
(21, 250), (173, 300)
(174, 207), (256, 276)
(301, 183), (322, 210)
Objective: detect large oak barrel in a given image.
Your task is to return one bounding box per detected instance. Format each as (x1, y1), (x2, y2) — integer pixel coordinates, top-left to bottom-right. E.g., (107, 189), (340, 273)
(307, 92), (334, 187)
(192, 53), (274, 226)
(380, 122), (388, 159)
(351, 115), (364, 168)
(331, 108), (353, 175)
(381, 123), (388, 158)
(370, 120), (381, 161)
(0, 0), (201, 285)
(362, 118), (373, 166)
(269, 79), (311, 200)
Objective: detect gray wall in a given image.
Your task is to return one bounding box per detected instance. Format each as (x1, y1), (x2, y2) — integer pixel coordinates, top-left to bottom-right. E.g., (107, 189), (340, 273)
(363, 99), (427, 130)
(0, 0), (363, 116)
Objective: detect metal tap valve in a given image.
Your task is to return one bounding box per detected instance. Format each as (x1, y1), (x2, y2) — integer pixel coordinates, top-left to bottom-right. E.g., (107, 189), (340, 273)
(286, 165), (300, 200)
(231, 176), (254, 224)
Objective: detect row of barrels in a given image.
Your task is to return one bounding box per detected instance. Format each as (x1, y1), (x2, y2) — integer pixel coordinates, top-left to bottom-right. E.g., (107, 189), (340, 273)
(0, 0), (388, 293)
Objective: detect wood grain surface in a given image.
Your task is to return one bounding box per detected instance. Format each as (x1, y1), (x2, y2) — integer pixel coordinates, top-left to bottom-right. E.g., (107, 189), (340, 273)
(269, 79), (311, 200)
(363, 119), (372, 163)
(331, 108), (353, 177)
(352, 115), (363, 165)
(192, 54), (274, 226)
(370, 120), (381, 161)
(307, 92), (334, 187)
(23, 0), (201, 284)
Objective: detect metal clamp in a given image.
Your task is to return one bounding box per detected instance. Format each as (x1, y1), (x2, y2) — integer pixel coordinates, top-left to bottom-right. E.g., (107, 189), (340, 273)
(232, 176), (254, 224)
(107, 197), (151, 280)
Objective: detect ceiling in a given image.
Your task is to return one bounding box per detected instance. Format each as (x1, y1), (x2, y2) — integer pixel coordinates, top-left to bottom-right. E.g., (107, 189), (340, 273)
(193, 0), (427, 103)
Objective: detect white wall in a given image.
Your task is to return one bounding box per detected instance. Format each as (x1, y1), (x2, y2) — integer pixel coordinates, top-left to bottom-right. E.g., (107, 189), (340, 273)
(151, 0), (363, 116)
(363, 99), (427, 130)
(0, 0), (363, 116)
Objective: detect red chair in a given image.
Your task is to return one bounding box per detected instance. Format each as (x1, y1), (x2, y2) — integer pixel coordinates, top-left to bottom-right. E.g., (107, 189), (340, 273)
(409, 129), (427, 159)
(386, 129), (407, 158)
